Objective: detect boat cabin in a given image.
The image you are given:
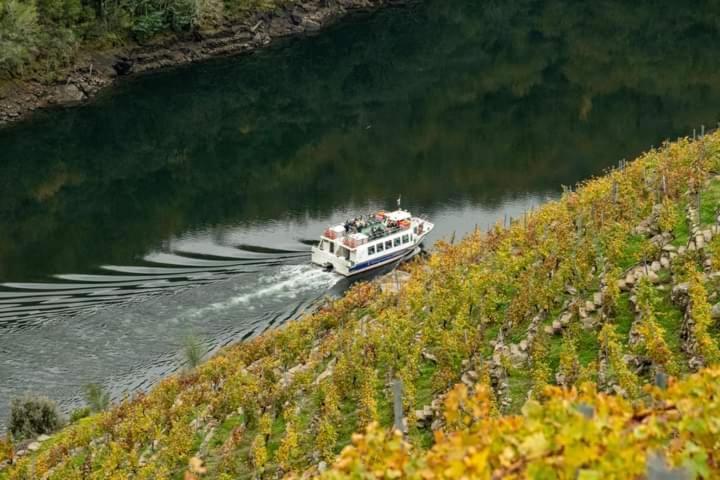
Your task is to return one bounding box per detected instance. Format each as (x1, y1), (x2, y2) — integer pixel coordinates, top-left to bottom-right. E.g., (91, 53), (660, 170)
(316, 210), (427, 264)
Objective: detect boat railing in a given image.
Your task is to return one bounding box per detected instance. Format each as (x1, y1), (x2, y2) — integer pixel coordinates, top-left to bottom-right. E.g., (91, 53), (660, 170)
(343, 237), (368, 248)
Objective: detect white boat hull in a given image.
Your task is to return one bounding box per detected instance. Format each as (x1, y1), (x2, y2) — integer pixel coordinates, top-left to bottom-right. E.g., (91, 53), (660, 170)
(312, 230), (431, 277)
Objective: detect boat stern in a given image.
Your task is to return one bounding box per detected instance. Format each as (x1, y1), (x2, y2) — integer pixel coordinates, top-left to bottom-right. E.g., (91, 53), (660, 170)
(311, 246), (350, 276)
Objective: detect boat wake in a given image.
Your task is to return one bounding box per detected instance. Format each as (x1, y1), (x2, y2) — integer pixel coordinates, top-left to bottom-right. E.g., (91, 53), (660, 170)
(0, 247), (313, 332)
(0, 245), (340, 431)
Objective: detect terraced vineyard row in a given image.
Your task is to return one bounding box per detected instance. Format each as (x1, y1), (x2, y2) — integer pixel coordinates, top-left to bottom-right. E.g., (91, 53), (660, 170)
(2, 131), (720, 478)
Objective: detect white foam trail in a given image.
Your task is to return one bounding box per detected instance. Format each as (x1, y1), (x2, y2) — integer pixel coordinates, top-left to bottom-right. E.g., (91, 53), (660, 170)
(225, 265), (338, 305)
(181, 265), (338, 319)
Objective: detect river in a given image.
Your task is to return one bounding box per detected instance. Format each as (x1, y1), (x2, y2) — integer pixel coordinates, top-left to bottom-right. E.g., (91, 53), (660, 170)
(0, 0), (719, 428)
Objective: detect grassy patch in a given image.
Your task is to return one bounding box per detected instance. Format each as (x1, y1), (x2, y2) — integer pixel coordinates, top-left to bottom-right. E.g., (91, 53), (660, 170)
(508, 326), (526, 344)
(266, 414), (288, 457)
(208, 414), (245, 450)
(507, 373), (532, 414)
(547, 334), (563, 374)
(377, 385), (394, 429)
(700, 179), (720, 225)
(415, 361), (438, 409)
(653, 289), (686, 365)
(408, 425), (434, 450)
(577, 326), (600, 366)
(615, 293), (635, 340)
(481, 324), (500, 357)
(672, 202), (690, 247)
(619, 234), (647, 270)
(657, 269), (672, 285)
(335, 399), (360, 452)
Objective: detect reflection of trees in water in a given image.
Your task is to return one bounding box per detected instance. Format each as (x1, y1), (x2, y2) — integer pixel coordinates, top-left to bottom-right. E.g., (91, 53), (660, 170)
(0, 0), (719, 279)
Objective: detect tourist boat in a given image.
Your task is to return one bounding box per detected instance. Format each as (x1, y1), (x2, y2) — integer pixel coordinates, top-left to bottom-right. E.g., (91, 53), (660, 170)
(311, 206), (434, 276)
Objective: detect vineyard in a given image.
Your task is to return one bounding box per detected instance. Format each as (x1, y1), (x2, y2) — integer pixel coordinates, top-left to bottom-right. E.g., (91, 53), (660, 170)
(3, 130), (720, 478)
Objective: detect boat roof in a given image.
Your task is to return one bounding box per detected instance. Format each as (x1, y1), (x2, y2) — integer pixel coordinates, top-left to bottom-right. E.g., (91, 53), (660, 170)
(385, 210), (411, 221)
(323, 209), (415, 245)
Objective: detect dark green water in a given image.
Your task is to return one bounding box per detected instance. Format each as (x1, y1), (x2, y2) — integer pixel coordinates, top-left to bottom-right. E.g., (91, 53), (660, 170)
(0, 0), (719, 425)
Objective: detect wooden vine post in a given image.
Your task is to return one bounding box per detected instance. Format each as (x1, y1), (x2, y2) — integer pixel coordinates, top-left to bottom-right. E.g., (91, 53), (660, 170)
(392, 378), (405, 436)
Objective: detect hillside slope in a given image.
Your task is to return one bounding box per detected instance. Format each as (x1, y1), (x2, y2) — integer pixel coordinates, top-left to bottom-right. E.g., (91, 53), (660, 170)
(2, 130), (720, 478)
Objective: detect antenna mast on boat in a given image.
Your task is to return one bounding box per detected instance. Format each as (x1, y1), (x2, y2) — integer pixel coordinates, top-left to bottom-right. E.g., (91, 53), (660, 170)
(397, 194), (402, 209)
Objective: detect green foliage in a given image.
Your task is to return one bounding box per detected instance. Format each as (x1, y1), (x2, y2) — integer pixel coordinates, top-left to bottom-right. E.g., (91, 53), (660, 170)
(83, 383), (110, 412)
(8, 394), (63, 440)
(36, 0), (85, 27)
(657, 197), (679, 234)
(530, 328), (551, 398)
(0, 0), (286, 79)
(69, 406), (91, 422)
(557, 327), (581, 387)
(707, 235), (720, 271)
(358, 367), (378, 427)
(0, 435), (12, 464)
(316, 416), (337, 463)
(687, 268), (720, 367)
(276, 406), (300, 472)
(0, 0), (39, 76)
(250, 430), (268, 469)
(602, 266), (620, 317)
(599, 323), (641, 398)
(184, 334), (204, 369)
(131, 9), (166, 41)
(635, 279), (678, 375)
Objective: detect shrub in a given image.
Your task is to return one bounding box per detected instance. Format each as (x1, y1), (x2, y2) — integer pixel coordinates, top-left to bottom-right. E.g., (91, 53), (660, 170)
(69, 406), (91, 423)
(0, 435), (13, 463)
(0, 0), (40, 76)
(8, 395), (63, 440)
(184, 334), (204, 369)
(83, 383), (110, 412)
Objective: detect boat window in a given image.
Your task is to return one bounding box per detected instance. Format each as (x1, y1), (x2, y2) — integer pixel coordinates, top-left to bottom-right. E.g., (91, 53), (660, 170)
(368, 245), (375, 255)
(394, 237), (401, 247)
(329, 242), (334, 254)
(385, 240), (393, 250)
(413, 227), (418, 234)
(377, 243), (384, 253)
(402, 235), (409, 244)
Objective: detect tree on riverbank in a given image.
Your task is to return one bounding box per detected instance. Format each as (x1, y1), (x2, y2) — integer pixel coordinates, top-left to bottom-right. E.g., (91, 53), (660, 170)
(0, 0), (39, 76)
(0, 0), (280, 79)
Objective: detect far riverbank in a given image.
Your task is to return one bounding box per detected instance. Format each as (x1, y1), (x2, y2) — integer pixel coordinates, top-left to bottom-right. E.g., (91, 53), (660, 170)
(0, 0), (408, 127)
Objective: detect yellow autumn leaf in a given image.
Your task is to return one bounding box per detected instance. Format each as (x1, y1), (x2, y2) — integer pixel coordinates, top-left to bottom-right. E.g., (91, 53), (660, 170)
(518, 432), (549, 459)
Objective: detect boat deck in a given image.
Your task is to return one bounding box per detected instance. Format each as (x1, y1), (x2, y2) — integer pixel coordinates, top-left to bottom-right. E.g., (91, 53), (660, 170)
(354, 220), (407, 240)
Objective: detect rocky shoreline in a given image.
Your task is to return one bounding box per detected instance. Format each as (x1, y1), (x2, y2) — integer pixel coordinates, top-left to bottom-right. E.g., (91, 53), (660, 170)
(0, 0), (407, 127)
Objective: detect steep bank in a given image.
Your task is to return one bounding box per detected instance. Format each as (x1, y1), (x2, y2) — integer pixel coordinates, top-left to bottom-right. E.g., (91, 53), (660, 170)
(0, 0), (406, 127)
(2, 131), (720, 478)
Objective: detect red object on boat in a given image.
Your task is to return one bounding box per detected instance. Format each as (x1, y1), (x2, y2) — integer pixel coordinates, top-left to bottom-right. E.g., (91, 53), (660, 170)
(344, 236), (368, 248)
